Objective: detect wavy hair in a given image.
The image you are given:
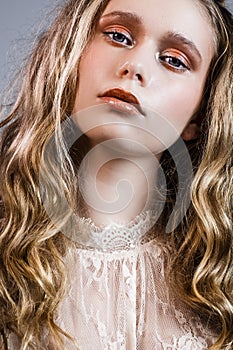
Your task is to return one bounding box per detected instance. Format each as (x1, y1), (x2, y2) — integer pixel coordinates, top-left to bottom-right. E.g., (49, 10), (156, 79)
(0, 0), (109, 348)
(168, 1), (233, 350)
(0, 0), (232, 349)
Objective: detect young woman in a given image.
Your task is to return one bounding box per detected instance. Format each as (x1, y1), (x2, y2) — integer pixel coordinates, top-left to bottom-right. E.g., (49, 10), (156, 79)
(0, 0), (232, 349)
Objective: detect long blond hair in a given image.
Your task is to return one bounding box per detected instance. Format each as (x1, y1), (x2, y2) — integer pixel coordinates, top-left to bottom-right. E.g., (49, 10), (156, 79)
(0, 1), (109, 348)
(0, 0), (232, 349)
(169, 2), (233, 349)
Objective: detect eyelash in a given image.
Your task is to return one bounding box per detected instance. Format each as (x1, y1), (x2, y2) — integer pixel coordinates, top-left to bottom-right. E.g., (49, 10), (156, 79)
(158, 55), (190, 72)
(103, 30), (134, 47)
(103, 30), (190, 72)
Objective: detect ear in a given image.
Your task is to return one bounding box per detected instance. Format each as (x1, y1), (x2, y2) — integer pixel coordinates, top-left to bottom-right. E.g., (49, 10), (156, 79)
(181, 121), (200, 141)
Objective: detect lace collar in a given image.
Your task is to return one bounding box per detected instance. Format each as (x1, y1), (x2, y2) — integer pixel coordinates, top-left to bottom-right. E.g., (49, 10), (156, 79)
(69, 210), (157, 252)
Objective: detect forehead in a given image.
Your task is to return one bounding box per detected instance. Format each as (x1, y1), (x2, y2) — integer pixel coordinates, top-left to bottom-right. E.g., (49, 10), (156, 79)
(102, 0), (215, 58)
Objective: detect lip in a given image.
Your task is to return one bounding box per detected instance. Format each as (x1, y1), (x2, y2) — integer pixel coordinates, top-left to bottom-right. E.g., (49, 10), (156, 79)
(98, 88), (145, 116)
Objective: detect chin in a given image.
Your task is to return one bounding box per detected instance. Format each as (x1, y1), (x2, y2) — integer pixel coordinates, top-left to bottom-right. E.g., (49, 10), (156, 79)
(86, 128), (164, 158)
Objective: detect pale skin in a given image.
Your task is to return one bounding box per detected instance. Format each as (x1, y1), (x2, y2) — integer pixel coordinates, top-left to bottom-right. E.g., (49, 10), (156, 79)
(72, 0), (214, 226)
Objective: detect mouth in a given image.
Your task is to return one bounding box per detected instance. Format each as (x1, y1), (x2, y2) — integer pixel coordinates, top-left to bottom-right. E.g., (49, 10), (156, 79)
(98, 88), (145, 116)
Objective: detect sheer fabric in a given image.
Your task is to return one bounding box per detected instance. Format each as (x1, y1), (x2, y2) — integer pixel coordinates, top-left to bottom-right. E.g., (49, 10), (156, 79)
(6, 212), (216, 349)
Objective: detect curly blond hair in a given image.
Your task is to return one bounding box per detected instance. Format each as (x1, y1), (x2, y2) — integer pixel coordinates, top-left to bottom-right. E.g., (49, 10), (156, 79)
(168, 2), (233, 349)
(0, 0), (232, 349)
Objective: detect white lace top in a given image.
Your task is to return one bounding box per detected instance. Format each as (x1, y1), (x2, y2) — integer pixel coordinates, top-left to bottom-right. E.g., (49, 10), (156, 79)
(6, 212), (216, 350)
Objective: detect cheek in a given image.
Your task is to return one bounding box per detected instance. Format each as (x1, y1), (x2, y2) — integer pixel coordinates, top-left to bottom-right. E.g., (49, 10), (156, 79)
(179, 87), (203, 117)
(152, 79), (204, 129)
(79, 40), (113, 83)
(74, 42), (115, 112)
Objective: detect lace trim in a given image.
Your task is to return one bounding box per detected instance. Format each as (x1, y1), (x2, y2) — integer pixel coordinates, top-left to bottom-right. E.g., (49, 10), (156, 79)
(74, 210), (157, 252)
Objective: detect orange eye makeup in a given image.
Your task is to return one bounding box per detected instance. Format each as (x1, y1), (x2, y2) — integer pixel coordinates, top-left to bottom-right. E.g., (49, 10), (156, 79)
(158, 48), (191, 72)
(103, 26), (134, 47)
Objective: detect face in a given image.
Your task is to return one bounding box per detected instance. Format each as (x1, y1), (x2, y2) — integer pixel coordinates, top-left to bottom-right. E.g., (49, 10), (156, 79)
(72, 0), (214, 155)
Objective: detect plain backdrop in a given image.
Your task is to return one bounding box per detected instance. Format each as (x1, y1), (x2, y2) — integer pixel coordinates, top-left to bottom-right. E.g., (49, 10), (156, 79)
(0, 0), (58, 94)
(0, 0), (233, 94)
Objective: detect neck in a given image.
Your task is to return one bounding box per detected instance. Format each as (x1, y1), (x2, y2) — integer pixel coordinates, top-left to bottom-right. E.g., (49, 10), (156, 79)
(78, 144), (160, 226)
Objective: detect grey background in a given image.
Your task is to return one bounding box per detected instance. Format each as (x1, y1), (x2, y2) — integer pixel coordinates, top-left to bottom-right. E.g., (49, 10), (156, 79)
(0, 0), (58, 94)
(0, 0), (233, 95)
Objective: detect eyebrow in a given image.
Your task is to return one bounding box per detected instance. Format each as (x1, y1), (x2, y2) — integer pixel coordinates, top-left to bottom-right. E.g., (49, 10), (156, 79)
(101, 11), (143, 27)
(161, 31), (202, 62)
(101, 11), (202, 62)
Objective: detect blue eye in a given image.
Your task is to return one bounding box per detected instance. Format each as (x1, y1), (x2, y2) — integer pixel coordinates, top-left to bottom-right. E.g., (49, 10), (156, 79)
(103, 31), (133, 47)
(159, 55), (190, 72)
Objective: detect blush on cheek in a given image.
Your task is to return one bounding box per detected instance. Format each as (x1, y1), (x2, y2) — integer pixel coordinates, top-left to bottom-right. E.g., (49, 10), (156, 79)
(176, 88), (203, 123)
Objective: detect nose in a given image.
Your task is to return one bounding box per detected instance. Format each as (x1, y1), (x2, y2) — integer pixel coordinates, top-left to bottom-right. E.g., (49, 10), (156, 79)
(116, 61), (145, 85)
(116, 44), (153, 86)
(117, 60), (146, 84)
